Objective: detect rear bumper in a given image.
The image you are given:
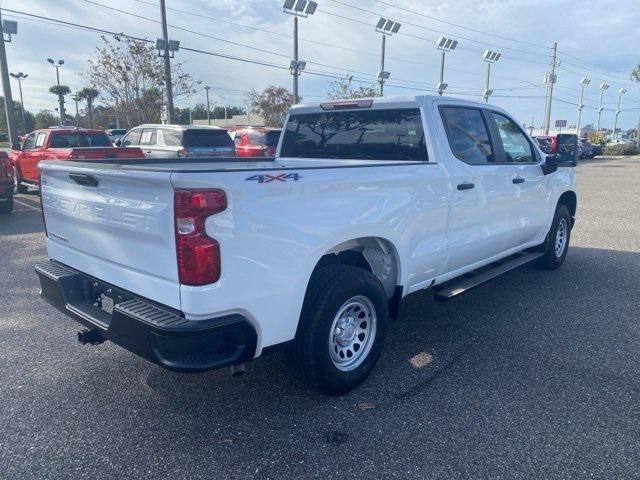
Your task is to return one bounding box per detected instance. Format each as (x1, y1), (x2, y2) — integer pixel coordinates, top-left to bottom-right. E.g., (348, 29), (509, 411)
(35, 260), (257, 373)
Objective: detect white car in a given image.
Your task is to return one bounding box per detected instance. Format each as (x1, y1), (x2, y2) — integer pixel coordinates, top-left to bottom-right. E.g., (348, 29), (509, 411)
(36, 95), (577, 394)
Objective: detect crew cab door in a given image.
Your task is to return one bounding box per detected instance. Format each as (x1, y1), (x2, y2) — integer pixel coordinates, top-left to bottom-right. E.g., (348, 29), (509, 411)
(486, 111), (549, 248)
(21, 132), (47, 182)
(439, 105), (515, 272)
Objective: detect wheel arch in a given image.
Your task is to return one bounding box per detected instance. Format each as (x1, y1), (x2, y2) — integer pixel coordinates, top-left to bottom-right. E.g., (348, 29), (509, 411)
(557, 190), (577, 227)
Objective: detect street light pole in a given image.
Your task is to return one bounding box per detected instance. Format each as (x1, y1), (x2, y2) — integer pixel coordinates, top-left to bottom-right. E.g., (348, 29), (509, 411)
(612, 88), (626, 141)
(204, 86), (211, 125)
(47, 58), (65, 125)
(482, 50), (501, 103)
(435, 37), (458, 96)
(10, 72), (27, 133)
(379, 34), (386, 96)
(596, 83), (609, 134)
(0, 14), (19, 147)
(71, 92), (80, 126)
(575, 77), (591, 137)
(159, 0), (174, 123)
(283, 0), (316, 104)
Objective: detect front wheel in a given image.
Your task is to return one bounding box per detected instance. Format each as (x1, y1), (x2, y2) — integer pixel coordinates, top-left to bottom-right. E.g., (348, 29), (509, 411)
(536, 204), (571, 270)
(288, 265), (389, 395)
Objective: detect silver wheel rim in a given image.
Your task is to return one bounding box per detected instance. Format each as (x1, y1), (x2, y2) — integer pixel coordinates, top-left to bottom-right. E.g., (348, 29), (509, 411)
(328, 295), (377, 372)
(555, 218), (568, 257)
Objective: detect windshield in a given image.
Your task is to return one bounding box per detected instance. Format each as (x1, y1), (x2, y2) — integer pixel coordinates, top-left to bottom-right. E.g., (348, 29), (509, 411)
(183, 129), (234, 148)
(280, 108), (427, 161)
(50, 133), (112, 148)
(247, 130), (281, 147)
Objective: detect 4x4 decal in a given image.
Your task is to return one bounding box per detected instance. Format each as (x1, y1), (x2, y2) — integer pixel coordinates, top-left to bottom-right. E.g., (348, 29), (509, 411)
(245, 173), (301, 183)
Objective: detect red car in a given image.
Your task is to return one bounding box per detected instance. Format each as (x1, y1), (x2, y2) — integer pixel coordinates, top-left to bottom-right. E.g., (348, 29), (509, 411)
(230, 127), (281, 157)
(0, 152), (14, 214)
(10, 127), (144, 193)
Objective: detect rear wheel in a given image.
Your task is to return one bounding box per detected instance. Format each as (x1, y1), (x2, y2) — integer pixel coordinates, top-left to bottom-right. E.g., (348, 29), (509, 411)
(288, 265), (388, 395)
(13, 167), (28, 194)
(536, 204), (571, 270)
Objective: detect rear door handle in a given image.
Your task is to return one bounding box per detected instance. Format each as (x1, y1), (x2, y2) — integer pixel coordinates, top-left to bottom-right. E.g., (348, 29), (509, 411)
(457, 182), (475, 191)
(512, 177), (525, 184)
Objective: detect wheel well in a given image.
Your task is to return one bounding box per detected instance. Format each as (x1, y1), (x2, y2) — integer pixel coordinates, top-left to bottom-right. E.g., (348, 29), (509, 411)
(558, 191), (577, 226)
(313, 237), (400, 301)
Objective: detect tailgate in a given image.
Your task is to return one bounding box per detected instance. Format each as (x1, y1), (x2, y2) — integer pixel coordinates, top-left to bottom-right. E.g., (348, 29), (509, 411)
(39, 162), (180, 309)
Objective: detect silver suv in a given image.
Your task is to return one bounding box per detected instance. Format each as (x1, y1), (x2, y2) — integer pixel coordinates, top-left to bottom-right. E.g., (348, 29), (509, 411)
(118, 124), (235, 158)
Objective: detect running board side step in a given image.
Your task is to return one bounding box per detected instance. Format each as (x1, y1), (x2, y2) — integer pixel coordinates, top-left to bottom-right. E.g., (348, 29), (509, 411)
(434, 252), (544, 301)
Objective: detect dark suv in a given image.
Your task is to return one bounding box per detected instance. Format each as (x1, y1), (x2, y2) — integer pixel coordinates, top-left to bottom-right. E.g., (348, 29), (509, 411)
(118, 124), (235, 158)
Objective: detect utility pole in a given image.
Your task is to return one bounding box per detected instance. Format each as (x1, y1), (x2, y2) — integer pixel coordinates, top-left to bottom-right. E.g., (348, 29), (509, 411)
(246, 104), (250, 126)
(159, 0), (174, 124)
(204, 86), (211, 125)
(10, 72), (27, 133)
(71, 92), (80, 126)
(0, 13), (18, 148)
(543, 41), (557, 135)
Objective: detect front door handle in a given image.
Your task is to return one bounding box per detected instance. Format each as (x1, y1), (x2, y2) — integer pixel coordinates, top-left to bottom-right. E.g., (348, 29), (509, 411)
(457, 182), (475, 191)
(512, 177), (525, 184)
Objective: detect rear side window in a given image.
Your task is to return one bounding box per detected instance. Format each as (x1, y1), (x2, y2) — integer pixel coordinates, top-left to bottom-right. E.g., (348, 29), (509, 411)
(280, 108), (428, 161)
(50, 133), (111, 148)
(183, 129), (234, 148)
(441, 107), (494, 164)
(162, 130), (182, 146)
(490, 112), (534, 163)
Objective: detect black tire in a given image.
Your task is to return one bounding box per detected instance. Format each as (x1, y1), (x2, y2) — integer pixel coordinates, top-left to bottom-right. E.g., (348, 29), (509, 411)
(536, 204), (571, 270)
(13, 167), (28, 194)
(0, 194), (13, 214)
(288, 264), (388, 395)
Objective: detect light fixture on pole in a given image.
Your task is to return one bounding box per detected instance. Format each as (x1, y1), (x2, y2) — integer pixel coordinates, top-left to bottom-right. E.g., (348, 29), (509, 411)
(46, 57), (64, 85)
(283, 0), (317, 104)
(435, 36), (458, 96)
(9, 72), (27, 133)
(482, 50), (501, 103)
(596, 83), (609, 134)
(575, 77), (590, 137)
(612, 88), (626, 141)
(375, 17), (401, 96)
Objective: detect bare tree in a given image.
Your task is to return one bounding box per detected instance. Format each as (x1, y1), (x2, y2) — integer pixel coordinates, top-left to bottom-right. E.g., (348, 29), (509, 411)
(82, 36), (195, 127)
(328, 75), (378, 100)
(247, 86), (294, 127)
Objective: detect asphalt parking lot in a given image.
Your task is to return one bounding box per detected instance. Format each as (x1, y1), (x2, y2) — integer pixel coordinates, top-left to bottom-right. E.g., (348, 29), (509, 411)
(2, 156), (640, 479)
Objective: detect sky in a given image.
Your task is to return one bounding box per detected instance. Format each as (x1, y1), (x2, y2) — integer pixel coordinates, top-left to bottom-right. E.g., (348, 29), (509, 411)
(2, 0), (640, 130)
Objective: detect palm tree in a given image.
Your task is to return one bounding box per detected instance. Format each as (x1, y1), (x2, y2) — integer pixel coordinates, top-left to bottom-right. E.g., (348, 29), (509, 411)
(49, 85), (71, 125)
(78, 87), (99, 128)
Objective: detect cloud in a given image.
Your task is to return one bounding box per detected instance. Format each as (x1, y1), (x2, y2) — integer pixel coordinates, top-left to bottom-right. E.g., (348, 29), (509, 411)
(2, 0), (639, 129)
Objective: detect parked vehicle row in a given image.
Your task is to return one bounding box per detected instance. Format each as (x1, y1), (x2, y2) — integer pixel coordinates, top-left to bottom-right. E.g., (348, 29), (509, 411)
(533, 134), (601, 159)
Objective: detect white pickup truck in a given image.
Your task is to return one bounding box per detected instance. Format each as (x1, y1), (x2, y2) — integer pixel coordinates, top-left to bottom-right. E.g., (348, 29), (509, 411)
(36, 95), (578, 394)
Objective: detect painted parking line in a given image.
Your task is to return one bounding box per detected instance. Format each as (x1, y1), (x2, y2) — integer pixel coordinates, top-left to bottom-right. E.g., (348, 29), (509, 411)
(13, 198), (41, 212)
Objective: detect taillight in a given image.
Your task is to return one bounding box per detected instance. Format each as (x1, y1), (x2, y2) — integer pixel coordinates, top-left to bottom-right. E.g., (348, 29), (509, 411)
(174, 189), (227, 286)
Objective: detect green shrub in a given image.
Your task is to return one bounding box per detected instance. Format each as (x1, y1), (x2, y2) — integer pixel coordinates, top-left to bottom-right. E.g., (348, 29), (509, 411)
(603, 143), (639, 156)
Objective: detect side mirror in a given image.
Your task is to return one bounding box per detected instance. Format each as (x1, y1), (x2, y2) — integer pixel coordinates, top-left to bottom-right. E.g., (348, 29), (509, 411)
(114, 138), (122, 147)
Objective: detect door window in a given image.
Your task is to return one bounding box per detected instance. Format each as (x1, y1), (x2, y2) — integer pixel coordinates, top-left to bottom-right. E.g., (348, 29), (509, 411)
(491, 113), (534, 163)
(22, 133), (37, 150)
(122, 129), (142, 146)
(35, 133), (47, 147)
(162, 130), (182, 146)
(140, 128), (157, 146)
(441, 107), (494, 164)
